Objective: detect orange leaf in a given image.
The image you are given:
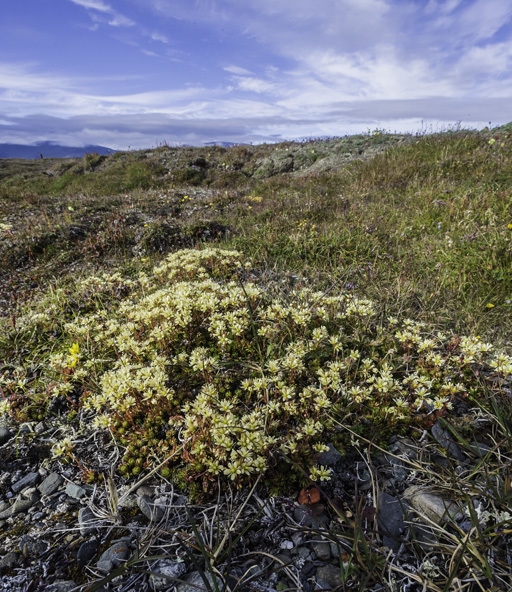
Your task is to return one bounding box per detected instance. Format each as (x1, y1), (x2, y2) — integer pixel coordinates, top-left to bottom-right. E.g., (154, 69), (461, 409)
(298, 485), (321, 505)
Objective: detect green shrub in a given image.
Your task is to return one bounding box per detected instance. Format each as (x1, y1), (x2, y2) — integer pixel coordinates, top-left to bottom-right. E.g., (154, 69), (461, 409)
(3, 248), (511, 497)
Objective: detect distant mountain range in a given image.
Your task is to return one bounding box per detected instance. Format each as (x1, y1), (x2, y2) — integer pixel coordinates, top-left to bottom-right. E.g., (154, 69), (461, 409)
(0, 141), (115, 159)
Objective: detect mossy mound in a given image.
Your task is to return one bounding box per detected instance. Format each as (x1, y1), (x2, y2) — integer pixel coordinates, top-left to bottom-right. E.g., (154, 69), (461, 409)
(2, 248), (511, 497)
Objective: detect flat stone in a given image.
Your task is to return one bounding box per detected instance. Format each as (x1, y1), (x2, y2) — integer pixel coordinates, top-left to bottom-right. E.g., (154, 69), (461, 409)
(377, 493), (406, 553)
(150, 559), (187, 591)
(176, 570), (215, 592)
(431, 421), (466, 462)
(39, 473), (63, 496)
(394, 437), (419, 460)
(0, 551), (19, 570)
(296, 547), (311, 560)
(137, 494), (165, 522)
(65, 482), (87, 500)
(79, 506), (98, 536)
(97, 539), (130, 573)
(23, 491), (40, 504)
(77, 538), (100, 567)
(18, 423), (34, 434)
(316, 564), (344, 588)
(315, 578), (333, 591)
(470, 441), (493, 457)
(19, 535), (49, 558)
(0, 506), (14, 520)
(44, 581), (77, 592)
(0, 501), (9, 513)
(0, 496), (35, 519)
(11, 472), (41, 493)
(0, 425), (13, 446)
(293, 505), (329, 529)
(136, 485), (153, 497)
(273, 553), (293, 567)
(318, 443), (343, 467)
(404, 486), (461, 525)
(312, 541), (331, 561)
(377, 453), (409, 481)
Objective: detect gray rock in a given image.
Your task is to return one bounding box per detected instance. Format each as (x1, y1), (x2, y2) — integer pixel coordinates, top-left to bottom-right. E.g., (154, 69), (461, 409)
(136, 485), (153, 497)
(302, 560), (316, 577)
(0, 501), (9, 513)
(404, 486), (461, 525)
(312, 541), (331, 561)
(296, 547), (311, 560)
(0, 505), (13, 521)
(0, 496), (35, 519)
(44, 581), (77, 592)
(394, 437), (419, 460)
(11, 471), (40, 493)
(330, 542), (341, 559)
(34, 421), (46, 434)
(19, 535), (49, 558)
(97, 539), (130, 573)
(377, 493), (406, 553)
(22, 490), (40, 504)
(39, 472), (63, 496)
(356, 463), (373, 491)
(149, 559), (187, 590)
(273, 553), (293, 567)
(315, 578), (333, 590)
(0, 551), (19, 570)
(316, 564), (344, 588)
(0, 425), (13, 446)
(377, 452), (409, 481)
(18, 422), (34, 434)
(176, 570), (215, 592)
(293, 505), (329, 529)
(137, 494), (165, 522)
(431, 421), (466, 462)
(65, 482), (87, 500)
(77, 538), (100, 567)
(408, 519), (439, 550)
(79, 506), (98, 536)
(470, 441), (493, 457)
(318, 443), (343, 467)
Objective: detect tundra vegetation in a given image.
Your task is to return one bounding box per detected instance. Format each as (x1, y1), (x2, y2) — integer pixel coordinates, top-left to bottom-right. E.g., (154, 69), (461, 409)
(0, 126), (511, 590)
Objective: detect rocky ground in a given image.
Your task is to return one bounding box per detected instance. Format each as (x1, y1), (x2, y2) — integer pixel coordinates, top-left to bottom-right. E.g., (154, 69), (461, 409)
(1, 406), (506, 592)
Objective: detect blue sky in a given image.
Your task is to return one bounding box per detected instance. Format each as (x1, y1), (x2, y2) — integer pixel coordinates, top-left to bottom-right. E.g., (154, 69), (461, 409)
(1, 0), (511, 149)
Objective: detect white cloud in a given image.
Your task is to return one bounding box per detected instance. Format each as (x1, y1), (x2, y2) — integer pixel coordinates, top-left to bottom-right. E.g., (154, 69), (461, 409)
(458, 0), (512, 42)
(108, 14), (135, 27)
(0, 63), (74, 94)
(70, 0), (111, 12)
(428, 0), (512, 44)
(150, 32), (169, 43)
(224, 65), (253, 75)
(425, 0), (463, 16)
(69, 0), (135, 28)
(233, 76), (277, 94)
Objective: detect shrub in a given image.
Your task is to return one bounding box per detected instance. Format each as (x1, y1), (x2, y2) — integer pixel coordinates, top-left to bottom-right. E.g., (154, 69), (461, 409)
(2, 248), (511, 497)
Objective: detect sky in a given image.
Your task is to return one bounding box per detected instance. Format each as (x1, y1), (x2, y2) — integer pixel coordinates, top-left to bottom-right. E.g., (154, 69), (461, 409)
(0, 0), (511, 149)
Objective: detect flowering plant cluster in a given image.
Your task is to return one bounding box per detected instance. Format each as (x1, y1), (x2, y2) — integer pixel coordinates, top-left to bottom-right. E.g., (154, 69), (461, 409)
(1, 248), (511, 495)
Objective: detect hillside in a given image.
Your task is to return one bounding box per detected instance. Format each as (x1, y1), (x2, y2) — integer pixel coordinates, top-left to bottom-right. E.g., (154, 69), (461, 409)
(0, 127), (511, 592)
